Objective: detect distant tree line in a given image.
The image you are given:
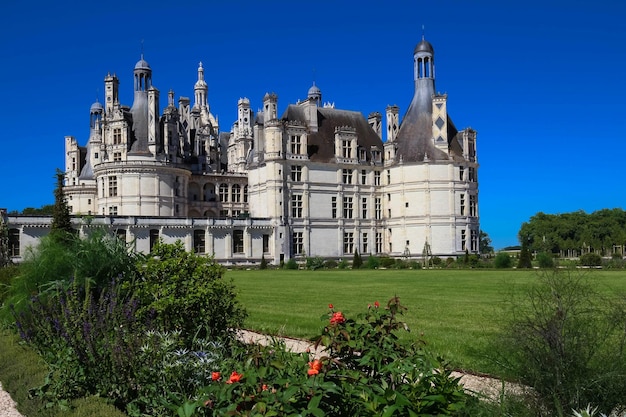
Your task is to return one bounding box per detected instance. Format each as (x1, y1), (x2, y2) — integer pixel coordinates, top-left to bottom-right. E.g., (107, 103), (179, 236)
(518, 208), (626, 256)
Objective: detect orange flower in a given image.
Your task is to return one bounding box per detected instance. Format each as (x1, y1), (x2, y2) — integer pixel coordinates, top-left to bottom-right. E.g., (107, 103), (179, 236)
(307, 359), (323, 376)
(329, 311), (345, 325)
(211, 372), (221, 381)
(226, 371), (243, 384)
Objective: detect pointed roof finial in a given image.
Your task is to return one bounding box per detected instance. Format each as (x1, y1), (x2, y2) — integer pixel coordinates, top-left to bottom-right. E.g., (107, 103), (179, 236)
(422, 25), (425, 40)
(141, 39), (144, 60)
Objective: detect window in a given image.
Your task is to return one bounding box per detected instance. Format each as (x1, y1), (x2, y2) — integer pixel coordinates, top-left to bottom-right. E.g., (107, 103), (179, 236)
(116, 229), (126, 242)
(8, 229), (20, 257)
(359, 148), (366, 161)
(292, 231), (304, 255)
(469, 167), (476, 182)
(362, 233), (368, 254)
(469, 194), (477, 217)
(361, 170), (367, 185)
(108, 176), (117, 197)
(461, 230), (466, 251)
(343, 196), (353, 219)
(291, 194), (303, 218)
(290, 135), (302, 154)
(471, 229), (478, 252)
(233, 230), (244, 254)
(387, 169), (391, 184)
(331, 196), (337, 218)
(95, 152), (98, 159)
(375, 232), (383, 254)
(113, 128), (122, 144)
(291, 165), (302, 181)
(219, 209), (229, 217)
(243, 185), (248, 203)
(361, 197), (367, 219)
(371, 150), (381, 163)
(232, 184), (241, 203)
(113, 152), (122, 162)
(459, 166), (465, 181)
(149, 229), (159, 252)
(374, 171), (381, 186)
(232, 209), (241, 217)
(342, 169), (352, 184)
(342, 140), (352, 158)
(262, 234), (270, 253)
(109, 206), (118, 215)
(193, 230), (205, 253)
(72, 157), (76, 171)
(375, 197), (382, 219)
(343, 232), (354, 254)
(219, 184), (228, 202)
(460, 194), (465, 216)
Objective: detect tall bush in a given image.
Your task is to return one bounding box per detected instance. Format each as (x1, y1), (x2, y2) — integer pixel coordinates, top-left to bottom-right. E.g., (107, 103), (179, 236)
(496, 270), (626, 416)
(494, 252), (513, 269)
(132, 241), (247, 341)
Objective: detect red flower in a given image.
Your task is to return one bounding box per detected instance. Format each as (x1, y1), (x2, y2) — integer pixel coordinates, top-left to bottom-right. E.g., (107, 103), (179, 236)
(226, 371), (243, 384)
(211, 372), (221, 381)
(328, 303), (334, 309)
(261, 384), (268, 391)
(374, 300), (380, 308)
(329, 311), (346, 325)
(307, 360), (323, 376)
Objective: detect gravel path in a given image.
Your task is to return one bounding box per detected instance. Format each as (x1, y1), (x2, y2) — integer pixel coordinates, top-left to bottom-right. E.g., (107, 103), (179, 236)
(0, 382), (22, 417)
(0, 330), (524, 417)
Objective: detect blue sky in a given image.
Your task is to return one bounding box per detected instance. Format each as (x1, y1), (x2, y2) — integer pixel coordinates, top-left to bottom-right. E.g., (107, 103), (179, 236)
(1, 0), (624, 250)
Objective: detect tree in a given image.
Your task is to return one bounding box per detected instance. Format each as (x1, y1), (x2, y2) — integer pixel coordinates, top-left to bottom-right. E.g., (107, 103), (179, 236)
(50, 169), (73, 242)
(517, 232), (533, 269)
(0, 210), (9, 267)
(352, 249), (363, 269)
(479, 230), (494, 254)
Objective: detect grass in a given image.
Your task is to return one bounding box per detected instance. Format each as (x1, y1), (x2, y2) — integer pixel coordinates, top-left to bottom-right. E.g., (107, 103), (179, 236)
(228, 268), (626, 376)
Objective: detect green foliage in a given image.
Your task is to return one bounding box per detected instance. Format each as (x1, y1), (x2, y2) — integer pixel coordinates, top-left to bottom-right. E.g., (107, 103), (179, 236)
(50, 169), (74, 244)
(132, 241), (247, 341)
(494, 252), (513, 269)
(285, 257), (298, 269)
(1, 228), (139, 322)
(352, 249), (363, 269)
(379, 256), (396, 268)
(431, 256), (443, 267)
(193, 298), (476, 416)
(259, 254), (267, 270)
(323, 259), (338, 269)
(536, 252), (555, 268)
(365, 255), (380, 269)
(21, 205), (55, 215)
(518, 209), (626, 255)
(306, 256), (325, 270)
(517, 244), (533, 269)
(495, 270), (626, 415)
(479, 230), (494, 254)
(580, 252), (602, 267)
(337, 259), (349, 269)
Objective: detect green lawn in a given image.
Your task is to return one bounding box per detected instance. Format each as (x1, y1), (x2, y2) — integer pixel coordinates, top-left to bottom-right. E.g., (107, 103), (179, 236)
(228, 268), (626, 376)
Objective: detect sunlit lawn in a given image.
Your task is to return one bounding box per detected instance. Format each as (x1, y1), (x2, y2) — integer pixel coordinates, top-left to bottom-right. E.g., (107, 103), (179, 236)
(228, 268), (626, 377)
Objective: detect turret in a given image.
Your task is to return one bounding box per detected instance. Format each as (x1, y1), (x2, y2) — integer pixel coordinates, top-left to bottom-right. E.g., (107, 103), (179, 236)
(129, 54), (152, 154)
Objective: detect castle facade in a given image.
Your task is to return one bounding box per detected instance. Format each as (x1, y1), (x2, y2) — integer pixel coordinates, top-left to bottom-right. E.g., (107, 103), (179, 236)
(5, 37), (479, 265)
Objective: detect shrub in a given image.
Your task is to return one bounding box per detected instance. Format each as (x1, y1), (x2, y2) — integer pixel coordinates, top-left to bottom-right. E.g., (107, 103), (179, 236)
(365, 255), (380, 269)
(379, 256), (396, 268)
(323, 259), (338, 269)
(337, 259), (349, 269)
(352, 249), (363, 269)
(132, 241), (247, 341)
(495, 270), (626, 415)
(494, 252), (513, 269)
(259, 254), (267, 270)
(284, 258), (298, 270)
(306, 256), (325, 270)
(193, 298), (477, 416)
(431, 256), (443, 267)
(580, 252), (602, 267)
(536, 252), (555, 268)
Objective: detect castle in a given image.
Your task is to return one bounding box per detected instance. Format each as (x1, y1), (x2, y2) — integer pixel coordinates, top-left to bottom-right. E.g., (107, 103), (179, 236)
(4, 37), (479, 265)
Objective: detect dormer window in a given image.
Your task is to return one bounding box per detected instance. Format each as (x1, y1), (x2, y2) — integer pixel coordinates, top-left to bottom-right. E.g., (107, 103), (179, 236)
(290, 135), (302, 154)
(342, 140), (352, 158)
(359, 147), (367, 161)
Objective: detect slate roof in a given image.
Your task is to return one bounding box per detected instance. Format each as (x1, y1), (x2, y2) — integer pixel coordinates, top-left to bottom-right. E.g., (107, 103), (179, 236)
(281, 105), (383, 163)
